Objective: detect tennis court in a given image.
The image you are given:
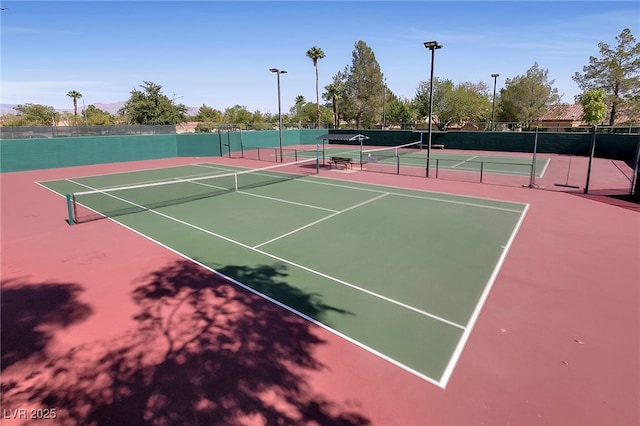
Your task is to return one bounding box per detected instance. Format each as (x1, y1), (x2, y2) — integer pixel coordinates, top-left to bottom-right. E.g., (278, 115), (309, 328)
(240, 143), (550, 187)
(343, 146), (546, 176)
(39, 159), (528, 387)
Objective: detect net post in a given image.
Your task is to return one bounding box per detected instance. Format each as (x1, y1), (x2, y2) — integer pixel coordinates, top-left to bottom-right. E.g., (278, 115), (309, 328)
(234, 174), (239, 191)
(396, 155), (400, 175)
(480, 162), (484, 183)
(66, 194), (75, 225)
(436, 159), (439, 178)
(316, 144), (320, 174)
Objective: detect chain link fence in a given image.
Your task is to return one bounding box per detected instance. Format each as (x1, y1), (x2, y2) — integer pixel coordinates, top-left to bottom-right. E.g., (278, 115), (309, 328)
(0, 125), (177, 139)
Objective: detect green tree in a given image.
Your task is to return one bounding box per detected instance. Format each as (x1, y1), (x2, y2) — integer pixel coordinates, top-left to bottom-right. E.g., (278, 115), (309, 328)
(290, 95), (306, 122)
(85, 105), (115, 125)
(306, 46), (326, 128)
(66, 90), (82, 125)
(223, 105), (252, 125)
(414, 79), (491, 129)
(287, 102), (332, 127)
(343, 41), (384, 129)
(11, 103), (56, 126)
(444, 81), (491, 129)
(195, 105), (223, 122)
(579, 88), (608, 125)
(498, 63), (561, 128)
(323, 71), (346, 129)
(195, 122), (216, 133)
(119, 81), (188, 125)
(385, 97), (413, 127)
(250, 110), (271, 130)
(573, 28), (640, 125)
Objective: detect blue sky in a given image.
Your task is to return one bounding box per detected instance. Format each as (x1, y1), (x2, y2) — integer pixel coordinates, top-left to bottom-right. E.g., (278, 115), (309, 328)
(1, 1), (639, 114)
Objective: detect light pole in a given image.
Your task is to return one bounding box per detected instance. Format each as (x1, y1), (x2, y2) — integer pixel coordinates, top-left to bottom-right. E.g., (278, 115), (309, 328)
(491, 73), (499, 131)
(424, 41), (442, 178)
(382, 78), (387, 130)
(269, 68), (287, 162)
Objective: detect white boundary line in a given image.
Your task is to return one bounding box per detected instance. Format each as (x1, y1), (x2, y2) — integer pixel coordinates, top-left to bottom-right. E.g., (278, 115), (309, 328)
(438, 203), (530, 387)
(309, 173), (529, 208)
(451, 155), (478, 168)
(38, 162), (230, 183)
(300, 178), (524, 213)
(538, 157), (551, 178)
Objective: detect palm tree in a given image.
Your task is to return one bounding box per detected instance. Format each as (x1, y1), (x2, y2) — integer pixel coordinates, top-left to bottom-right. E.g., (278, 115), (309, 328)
(294, 95), (306, 114)
(66, 90), (83, 125)
(306, 46), (325, 129)
(293, 95), (306, 126)
(323, 83), (342, 129)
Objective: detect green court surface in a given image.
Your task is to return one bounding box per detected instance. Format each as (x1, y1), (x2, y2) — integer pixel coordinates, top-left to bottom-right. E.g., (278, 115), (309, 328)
(292, 146), (550, 177)
(40, 162), (528, 388)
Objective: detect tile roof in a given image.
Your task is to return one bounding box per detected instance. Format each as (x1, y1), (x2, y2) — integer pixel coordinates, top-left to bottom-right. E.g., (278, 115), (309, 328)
(542, 104), (584, 121)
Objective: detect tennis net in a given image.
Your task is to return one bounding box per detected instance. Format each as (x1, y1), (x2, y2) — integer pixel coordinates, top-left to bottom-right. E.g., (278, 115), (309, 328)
(67, 158), (319, 224)
(360, 141), (422, 163)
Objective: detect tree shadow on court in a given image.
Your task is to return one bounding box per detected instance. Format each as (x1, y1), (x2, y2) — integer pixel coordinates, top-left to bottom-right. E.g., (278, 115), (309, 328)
(1, 278), (93, 371)
(2, 260), (369, 425)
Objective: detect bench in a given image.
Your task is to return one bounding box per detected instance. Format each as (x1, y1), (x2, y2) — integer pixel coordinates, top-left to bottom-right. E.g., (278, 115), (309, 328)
(432, 144), (445, 149)
(329, 156), (353, 169)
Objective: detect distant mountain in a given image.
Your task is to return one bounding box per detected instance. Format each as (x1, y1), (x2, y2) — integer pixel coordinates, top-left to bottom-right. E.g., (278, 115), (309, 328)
(1, 104), (18, 114)
(1, 102), (200, 116)
(91, 101), (126, 114)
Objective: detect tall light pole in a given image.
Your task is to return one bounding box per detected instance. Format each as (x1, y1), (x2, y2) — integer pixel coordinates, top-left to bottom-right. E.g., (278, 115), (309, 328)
(269, 68), (287, 162)
(424, 41), (442, 178)
(491, 73), (499, 131)
(382, 78), (387, 130)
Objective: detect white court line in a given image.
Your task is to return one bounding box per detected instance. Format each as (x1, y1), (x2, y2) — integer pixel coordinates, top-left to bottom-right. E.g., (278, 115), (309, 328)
(40, 162), (230, 183)
(238, 191), (338, 212)
(253, 193), (389, 249)
(300, 178), (525, 213)
(438, 203), (530, 387)
(64, 168), (234, 191)
(451, 155), (478, 168)
(538, 157), (550, 178)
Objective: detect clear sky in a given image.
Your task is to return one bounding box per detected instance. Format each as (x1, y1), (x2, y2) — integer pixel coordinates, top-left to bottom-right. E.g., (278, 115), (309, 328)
(1, 1), (639, 114)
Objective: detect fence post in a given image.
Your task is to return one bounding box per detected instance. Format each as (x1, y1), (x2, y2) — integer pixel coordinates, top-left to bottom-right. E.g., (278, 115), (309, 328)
(584, 125), (597, 194)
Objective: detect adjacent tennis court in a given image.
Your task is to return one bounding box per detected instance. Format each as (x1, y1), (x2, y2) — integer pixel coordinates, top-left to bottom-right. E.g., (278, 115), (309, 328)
(338, 145), (547, 176)
(243, 143), (550, 179)
(39, 159), (528, 388)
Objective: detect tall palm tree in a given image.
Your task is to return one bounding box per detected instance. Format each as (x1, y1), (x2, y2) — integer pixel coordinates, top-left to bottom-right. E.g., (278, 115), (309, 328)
(324, 83), (342, 129)
(306, 46), (325, 129)
(66, 90), (83, 125)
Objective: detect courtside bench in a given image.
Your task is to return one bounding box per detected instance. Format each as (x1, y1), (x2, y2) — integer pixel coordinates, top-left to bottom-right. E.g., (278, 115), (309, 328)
(432, 144), (445, 149)
(329, 156), (353, 169)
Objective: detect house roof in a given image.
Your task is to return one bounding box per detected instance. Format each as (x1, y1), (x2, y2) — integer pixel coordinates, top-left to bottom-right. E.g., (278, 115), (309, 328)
(541, 104), (584, 121)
